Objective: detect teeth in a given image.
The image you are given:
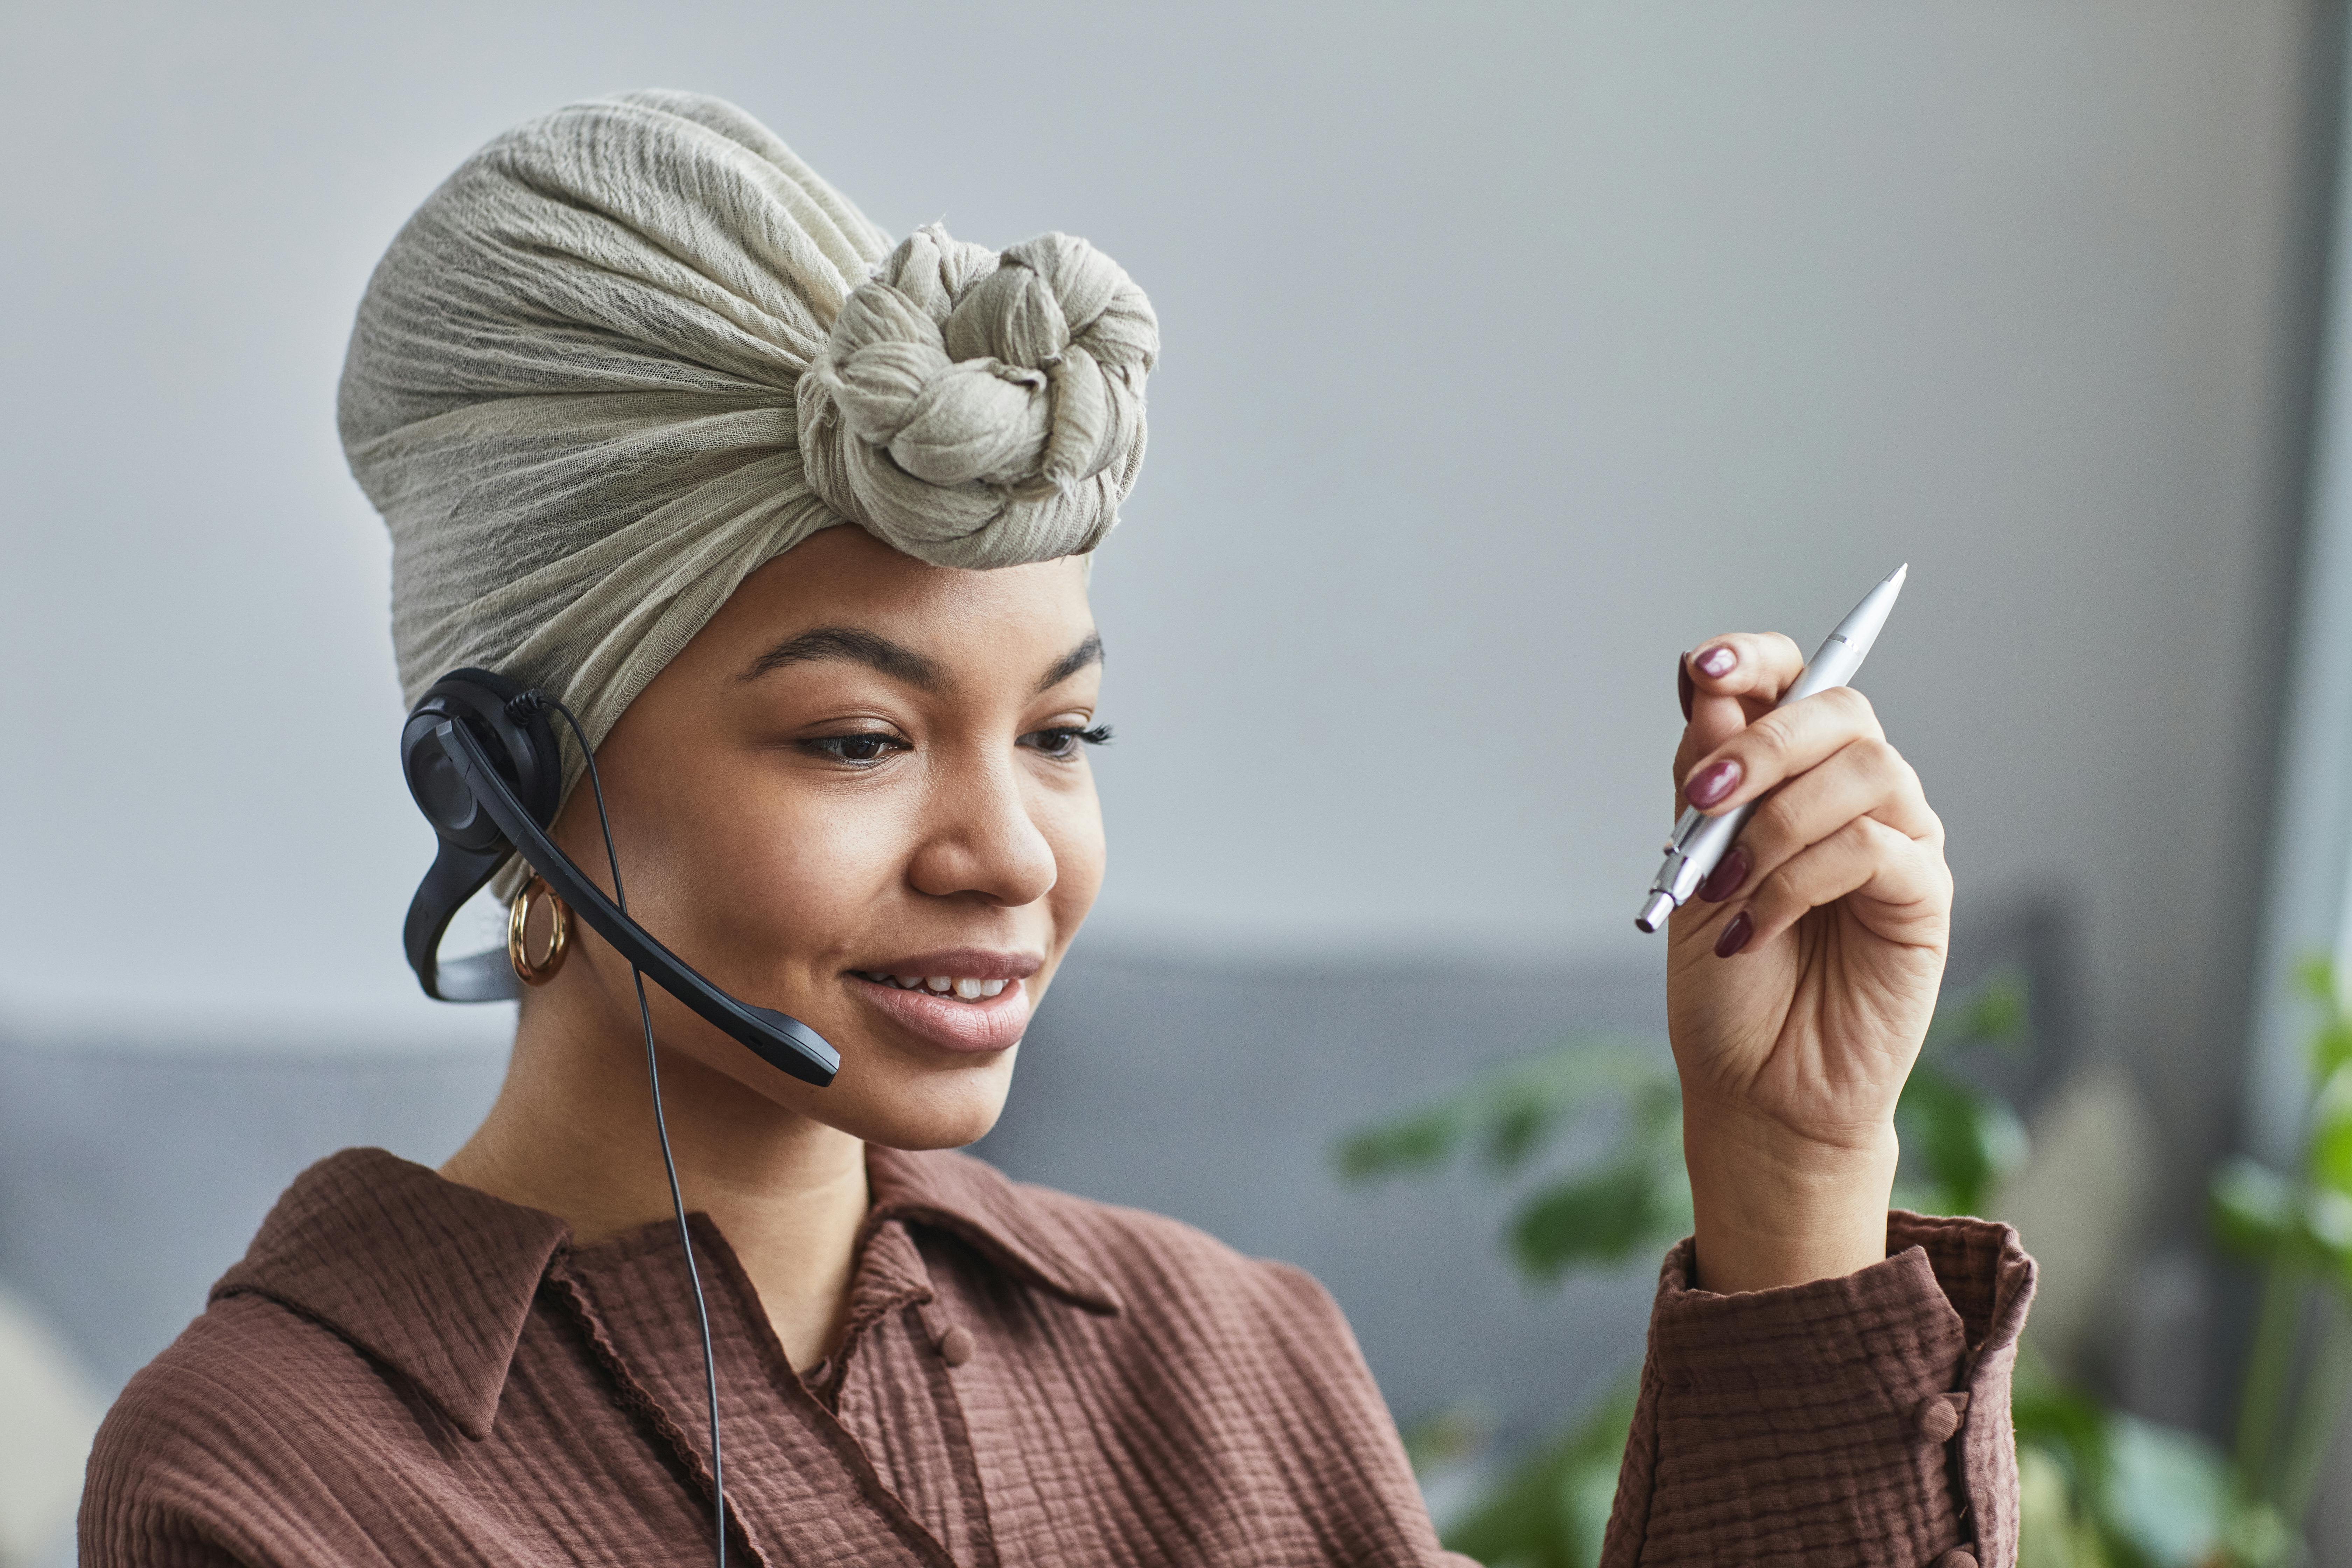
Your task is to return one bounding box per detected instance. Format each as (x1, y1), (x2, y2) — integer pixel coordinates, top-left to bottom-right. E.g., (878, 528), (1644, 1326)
(860, 972), (1011, 1001)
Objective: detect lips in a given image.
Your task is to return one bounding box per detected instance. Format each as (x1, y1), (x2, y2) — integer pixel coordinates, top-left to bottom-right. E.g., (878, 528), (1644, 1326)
(844, 950), (1040, 1055)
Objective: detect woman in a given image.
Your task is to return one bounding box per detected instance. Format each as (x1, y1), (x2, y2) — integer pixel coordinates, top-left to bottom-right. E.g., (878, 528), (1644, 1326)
(83, 92), (2030, 1568)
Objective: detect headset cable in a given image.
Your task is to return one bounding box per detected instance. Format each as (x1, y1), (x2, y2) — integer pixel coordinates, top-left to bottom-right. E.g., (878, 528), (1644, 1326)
(532, 694), (728, 1568)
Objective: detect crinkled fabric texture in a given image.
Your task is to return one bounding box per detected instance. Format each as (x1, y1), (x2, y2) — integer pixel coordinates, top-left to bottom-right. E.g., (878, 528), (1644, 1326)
(337, 90), (1156, 844)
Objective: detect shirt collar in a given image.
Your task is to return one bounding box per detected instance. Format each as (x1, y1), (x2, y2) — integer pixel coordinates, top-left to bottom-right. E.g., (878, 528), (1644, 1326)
(865, 1144), (1124, 1317)
(212, 1143), (1121, 1442)
(211, 1148), (567, 1441)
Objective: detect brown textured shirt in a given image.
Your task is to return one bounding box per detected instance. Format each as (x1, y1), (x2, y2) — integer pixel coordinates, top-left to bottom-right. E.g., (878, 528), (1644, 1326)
(82, 1146), (2032, 1567)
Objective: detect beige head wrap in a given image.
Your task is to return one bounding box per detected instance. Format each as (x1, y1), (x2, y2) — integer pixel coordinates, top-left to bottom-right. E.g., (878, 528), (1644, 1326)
(338, 90), (1156, 823)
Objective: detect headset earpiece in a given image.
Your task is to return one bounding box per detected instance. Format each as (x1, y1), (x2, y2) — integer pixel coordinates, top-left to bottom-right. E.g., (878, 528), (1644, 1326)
(398, 668), (562, 1003)
(401, 668), (560, 847)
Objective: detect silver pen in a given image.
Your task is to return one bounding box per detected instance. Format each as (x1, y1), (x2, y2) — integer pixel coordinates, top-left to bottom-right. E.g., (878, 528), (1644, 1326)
(1634, 564), (1910, 933)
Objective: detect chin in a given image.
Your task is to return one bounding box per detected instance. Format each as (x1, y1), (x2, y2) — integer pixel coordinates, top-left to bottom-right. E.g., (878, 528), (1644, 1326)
(777, 1038), (1022, 1153)
(832, 1071), (1017, 1151)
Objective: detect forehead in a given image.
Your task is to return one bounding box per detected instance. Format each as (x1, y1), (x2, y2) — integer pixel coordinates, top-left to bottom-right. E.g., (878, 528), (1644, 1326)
(687, 525), (1097, 679)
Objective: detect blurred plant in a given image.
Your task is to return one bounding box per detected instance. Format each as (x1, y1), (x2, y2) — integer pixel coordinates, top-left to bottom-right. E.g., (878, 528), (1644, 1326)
(1335, 1039), (1688, 1286)
(1336, 971), (2034, 1302)
(1337, 966), (2303, 1568)
(2010, 1353), (2293, 1568)
(1895, 973), (2033, 1217)
(1338, 970), (2030, 1566)
(2208, 957), (2352, 1536)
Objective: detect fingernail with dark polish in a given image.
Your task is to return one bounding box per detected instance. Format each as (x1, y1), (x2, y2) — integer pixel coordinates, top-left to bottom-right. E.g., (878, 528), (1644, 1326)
(1698, 846), (1749, 903)
(1713, 911), (1754, 958)
(1685, 757), (1742, 808)
(1695, 644), (1737, 678)
(1677, 654), (1695, 721)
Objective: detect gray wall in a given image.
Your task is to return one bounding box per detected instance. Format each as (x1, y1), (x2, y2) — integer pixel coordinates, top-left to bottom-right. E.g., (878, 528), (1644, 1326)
(0, 3), (2323, 1232)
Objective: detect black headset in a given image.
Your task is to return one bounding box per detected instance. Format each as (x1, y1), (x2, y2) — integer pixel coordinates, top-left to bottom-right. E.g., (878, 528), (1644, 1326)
(398, 667), (839, 1088)
(403, 664), (787, 1562)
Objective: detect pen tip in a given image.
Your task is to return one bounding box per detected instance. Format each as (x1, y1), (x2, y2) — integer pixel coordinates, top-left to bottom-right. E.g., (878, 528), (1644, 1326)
(1888, 562), (1909, 585)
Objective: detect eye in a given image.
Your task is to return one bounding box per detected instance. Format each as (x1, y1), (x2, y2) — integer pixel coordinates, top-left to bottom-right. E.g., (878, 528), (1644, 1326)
(798, 732), (910, 766)
(1021, 722), (1114, 760)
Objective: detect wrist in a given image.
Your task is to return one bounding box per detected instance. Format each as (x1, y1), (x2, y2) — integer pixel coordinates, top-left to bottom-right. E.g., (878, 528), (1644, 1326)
(1681, 1100), (1898, 1294)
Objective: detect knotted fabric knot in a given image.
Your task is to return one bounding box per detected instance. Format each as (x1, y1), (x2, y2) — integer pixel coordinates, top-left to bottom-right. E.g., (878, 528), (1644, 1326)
(797, 224), (1158, 569)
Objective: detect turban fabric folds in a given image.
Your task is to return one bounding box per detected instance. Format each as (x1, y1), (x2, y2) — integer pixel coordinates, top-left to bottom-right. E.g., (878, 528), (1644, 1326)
(338, 90), (1157, 846)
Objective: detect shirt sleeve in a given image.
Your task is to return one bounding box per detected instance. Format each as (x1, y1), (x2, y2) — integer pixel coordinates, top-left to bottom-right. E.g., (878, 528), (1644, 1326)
(1600, 1211), (2036, 1568)
(79, 1340), (353, 1568)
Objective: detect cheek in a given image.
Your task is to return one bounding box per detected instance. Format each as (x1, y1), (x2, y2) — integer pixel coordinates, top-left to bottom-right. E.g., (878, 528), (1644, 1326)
(639, 766), (912, 975)
(1042, 779), (1107, 939)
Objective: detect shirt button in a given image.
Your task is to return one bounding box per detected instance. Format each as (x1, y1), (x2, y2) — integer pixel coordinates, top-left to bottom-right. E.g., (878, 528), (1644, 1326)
(1913, 1392), (1969, 1443)
(1934, 1550), (1978, 1568)
(936, 1324), (975, 1366)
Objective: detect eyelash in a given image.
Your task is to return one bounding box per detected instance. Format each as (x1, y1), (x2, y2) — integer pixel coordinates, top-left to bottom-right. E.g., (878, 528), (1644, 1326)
(797, 724), (1112, 768)
(1023, 723), (1114, 760)
(798, 733), (910, 766)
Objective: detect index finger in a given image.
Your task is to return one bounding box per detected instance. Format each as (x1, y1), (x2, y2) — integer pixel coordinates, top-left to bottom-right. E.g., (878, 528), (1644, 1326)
(1676, 632), (1809, 776)
(1683, 632), (1807, 708)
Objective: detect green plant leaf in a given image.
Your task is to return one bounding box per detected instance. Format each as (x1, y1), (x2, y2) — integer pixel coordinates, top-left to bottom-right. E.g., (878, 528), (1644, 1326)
(2222, 1497), (2302, 1568)
(2315, 1015), (2352, 1087)
(2098, 1415), (2231, 1568)
(1334, 1106), (1465, 1181)
(2018, 1442), (2110, 1568)
(2305, 1188), (2352, 1279)
(1481, 1087), (1560, 1176)
(2307, 1063), (2352, 1196)
(1441, 1384), (1638, 1568)
(1927, 966), (2031, 1057)
(1507, 1156), (1690, 1281)
(2013, 1367), (2110, 1489)
(2210, 1158), (2299, 1262)
(1895, 1062), (2029, 1216)
(2299, 958), (2352, 1083)
(1332, 1039), (1673, 1188)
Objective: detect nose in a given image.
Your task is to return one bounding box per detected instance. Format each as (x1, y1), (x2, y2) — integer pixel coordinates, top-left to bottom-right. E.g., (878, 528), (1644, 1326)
(906, 753), (1059, 909)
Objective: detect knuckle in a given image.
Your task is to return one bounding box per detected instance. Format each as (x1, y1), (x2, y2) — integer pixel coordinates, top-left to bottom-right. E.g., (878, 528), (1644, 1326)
(1852, 815), (1903, 853)
(1745, 714), (1796, 767)
(1851, 735), (1899, 772)
(1843, 738), (1920, 807)
(1825, 685), (1879, 729)
(1742, 873), (1793, 922)
(1749, 790), (1800, 847)
(1751, 869), (1810, 925)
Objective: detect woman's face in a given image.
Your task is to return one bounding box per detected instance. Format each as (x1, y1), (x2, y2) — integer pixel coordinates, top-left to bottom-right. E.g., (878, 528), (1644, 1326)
(530, 525), (1106, 1149)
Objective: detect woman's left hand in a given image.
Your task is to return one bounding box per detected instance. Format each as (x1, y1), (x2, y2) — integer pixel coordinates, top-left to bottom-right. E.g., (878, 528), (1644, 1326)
(1664, 632), (1952, 1294)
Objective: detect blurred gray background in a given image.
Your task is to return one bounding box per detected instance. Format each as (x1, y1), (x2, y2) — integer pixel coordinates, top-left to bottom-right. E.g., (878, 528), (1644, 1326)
(4, 0), (2348, 1562)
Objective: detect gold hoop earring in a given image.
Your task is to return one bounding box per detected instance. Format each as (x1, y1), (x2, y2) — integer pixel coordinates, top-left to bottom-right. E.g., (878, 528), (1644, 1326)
(508, 876), (571, 986)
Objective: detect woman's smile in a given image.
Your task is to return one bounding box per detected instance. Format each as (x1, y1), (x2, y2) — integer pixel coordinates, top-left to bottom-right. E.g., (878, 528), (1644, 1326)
(845, 950), (1038, 1053)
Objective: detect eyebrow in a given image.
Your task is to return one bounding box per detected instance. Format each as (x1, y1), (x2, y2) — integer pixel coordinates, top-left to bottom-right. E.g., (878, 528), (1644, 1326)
(739, 627), (943, 691)
(1036, 632), (1104, 694)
